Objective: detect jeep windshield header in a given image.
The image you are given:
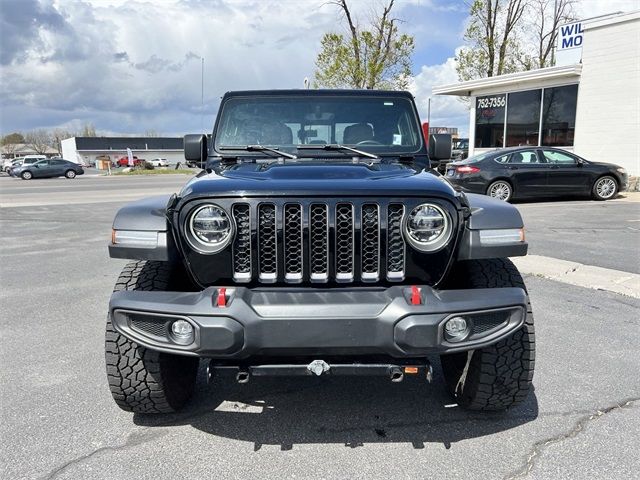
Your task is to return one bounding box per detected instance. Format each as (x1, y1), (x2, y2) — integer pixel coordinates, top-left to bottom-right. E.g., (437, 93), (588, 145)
(215, 95), (423, 156)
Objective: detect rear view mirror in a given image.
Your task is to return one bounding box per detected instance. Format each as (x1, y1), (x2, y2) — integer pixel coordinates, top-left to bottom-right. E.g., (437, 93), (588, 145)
(184, 134), (207, 162)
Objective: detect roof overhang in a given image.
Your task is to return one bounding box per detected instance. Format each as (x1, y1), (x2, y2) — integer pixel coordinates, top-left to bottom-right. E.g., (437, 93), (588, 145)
(432, 64), (582, 97)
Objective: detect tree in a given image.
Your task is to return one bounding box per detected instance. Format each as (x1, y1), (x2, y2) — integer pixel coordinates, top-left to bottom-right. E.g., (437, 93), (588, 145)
(24, 129), (54, 155)
(1, 132), (25, 145)
(531, 0), (577, 68)
(314, 0), (414, 89)
(52, 128), (78, 155)
(455, 0), (527, 81)
(82, 123), (97, 137)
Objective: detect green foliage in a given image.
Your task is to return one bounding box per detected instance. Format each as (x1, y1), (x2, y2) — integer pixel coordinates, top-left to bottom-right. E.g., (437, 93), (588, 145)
(314, 1), (414, 90)
(1, 132), (25, 145)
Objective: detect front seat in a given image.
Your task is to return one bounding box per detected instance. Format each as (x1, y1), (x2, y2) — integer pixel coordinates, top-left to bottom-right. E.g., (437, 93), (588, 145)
(343, 123), (374, 144)
(511, 152), (524, 163)
(261, 122), (293, 145)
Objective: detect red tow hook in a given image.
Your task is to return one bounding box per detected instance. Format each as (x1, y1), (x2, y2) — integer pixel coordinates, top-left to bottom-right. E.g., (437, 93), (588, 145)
(410, 285), (422, 305)
(216, 288), (227, 308)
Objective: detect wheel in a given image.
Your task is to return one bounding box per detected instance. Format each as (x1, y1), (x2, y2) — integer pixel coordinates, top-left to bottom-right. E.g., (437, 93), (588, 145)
(440, 258), (535, 411)
(487, 180), (512, 201)
(65, 169), (76, 179)
(592, 175), (618, 200)
(21, 171), (33, 180)
(105, 261), (199, 413)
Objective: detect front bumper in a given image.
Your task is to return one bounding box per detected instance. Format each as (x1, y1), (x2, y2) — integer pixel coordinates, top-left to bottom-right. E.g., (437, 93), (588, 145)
(109, 286), (527, 358)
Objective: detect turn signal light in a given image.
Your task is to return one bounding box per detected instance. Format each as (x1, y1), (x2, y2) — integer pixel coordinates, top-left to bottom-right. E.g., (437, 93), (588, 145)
(456, 165), (481, 174)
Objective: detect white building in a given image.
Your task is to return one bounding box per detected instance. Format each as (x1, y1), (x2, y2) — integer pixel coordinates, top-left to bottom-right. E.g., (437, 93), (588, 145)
(433, 10), (640, 178)
(61, 137), (184, 165)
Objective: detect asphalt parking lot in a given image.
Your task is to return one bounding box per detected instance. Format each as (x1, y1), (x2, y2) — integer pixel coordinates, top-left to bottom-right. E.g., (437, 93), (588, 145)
(1, 174), (638, 479)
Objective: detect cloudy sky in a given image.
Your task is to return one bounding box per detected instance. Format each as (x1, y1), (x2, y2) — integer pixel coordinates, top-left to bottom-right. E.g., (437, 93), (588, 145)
(0, 0), (638, 137)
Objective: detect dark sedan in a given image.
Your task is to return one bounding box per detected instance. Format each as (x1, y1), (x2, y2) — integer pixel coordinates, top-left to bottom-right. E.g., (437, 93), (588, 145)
(10, 158), (85, 180)
(445, 147), (628, 201)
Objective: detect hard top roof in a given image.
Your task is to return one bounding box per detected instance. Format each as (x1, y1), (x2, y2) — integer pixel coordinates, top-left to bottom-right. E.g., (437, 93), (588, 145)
(222, 89), (414, 98)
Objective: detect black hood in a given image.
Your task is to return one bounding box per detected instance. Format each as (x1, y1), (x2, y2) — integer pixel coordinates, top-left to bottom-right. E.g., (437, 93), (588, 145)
(179, 160), (458, 200)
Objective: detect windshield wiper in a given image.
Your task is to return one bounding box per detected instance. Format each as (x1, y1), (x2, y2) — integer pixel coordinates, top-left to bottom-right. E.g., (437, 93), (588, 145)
(219, 145), (297, 159)
(296, 144), (379, 160)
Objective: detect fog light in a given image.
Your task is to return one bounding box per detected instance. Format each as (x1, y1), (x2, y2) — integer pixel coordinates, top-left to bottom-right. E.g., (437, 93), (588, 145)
(444, 317), (470, 342)
(171, 319), (194, 343)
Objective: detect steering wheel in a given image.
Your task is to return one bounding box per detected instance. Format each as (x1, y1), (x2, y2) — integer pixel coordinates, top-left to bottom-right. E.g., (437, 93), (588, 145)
(356, 140), (383, 146)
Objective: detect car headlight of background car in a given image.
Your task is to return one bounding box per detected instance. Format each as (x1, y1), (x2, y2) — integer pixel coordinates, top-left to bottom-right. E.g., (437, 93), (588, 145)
(403, 203), (453, 252)
(185, 204), (234, 254)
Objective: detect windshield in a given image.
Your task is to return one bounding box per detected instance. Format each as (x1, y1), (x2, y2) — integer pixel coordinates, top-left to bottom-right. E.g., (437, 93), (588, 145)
(215, 95), (423, 155)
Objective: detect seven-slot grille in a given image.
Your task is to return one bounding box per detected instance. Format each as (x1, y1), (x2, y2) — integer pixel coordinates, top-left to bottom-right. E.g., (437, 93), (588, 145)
(231, 201), (406, 284)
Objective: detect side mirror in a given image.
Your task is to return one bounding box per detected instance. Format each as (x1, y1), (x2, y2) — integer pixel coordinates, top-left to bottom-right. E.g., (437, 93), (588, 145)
(428, 133), (453, 161)
(184, 134), (207, 162)
(576, 157), (584, 166)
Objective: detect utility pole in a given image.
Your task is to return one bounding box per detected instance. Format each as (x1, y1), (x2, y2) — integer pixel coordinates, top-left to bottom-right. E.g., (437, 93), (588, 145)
(201, 57), (205, 133)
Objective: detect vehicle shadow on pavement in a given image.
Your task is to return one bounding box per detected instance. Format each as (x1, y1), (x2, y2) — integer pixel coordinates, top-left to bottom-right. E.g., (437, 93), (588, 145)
(510, 193), (627, 204)
(134, 361), (539, 450)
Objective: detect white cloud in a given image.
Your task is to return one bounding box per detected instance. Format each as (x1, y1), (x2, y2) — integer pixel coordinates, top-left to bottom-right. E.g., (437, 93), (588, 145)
(1, 0), (341, 134)
(0, 0), (476, 136)
(409, 55), (470, 136)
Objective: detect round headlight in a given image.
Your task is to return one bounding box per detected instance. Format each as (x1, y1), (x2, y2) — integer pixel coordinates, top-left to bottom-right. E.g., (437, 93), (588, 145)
(187, 204), (233, 253)
(404, 203), (452, 252)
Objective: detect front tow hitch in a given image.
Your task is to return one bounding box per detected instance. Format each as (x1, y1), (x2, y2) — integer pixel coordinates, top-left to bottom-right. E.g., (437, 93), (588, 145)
(207, 359), (433, 384)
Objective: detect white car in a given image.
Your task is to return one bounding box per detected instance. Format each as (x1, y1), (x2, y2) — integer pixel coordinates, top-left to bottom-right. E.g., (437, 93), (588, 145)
(4, 155), (45, 173)
(149, 158), (169, 167)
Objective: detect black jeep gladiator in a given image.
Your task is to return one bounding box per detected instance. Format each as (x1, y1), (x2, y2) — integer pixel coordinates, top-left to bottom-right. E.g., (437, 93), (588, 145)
(106, 89), (534, 414)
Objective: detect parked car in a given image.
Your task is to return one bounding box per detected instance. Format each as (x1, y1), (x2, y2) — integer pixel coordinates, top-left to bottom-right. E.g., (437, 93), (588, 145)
(149, 158), (169, 167)
(106, 89), (535, 415)
(452, 138), (469, 159)
(3, 158), (25, 173)
(445, 146), (628, 202)
(10, 158), (84, 180)
(116, 156), (145, 167)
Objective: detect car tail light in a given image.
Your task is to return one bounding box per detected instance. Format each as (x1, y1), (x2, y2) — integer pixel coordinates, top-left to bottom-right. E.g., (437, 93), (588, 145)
(456, 165), (481, 174)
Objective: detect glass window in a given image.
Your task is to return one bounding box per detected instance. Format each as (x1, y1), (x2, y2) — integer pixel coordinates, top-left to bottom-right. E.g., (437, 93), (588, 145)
(51, 159), (66, 165)
(35, 160), (50, 166)
(508, 150), (541, 164)
(505, 90), (541, 147)
(215, 96), (422, 155)
(494, 154), (510, 164)
(541, 84), (578, 146)
(475, 95), (506, 148)
(542, 149), (577, 164)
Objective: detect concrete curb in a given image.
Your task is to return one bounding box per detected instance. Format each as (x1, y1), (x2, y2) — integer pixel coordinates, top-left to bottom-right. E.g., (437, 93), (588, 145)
(512, 255), (640, 298)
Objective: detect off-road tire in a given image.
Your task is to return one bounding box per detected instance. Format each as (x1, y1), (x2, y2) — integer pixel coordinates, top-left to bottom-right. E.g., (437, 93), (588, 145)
(105, 261), (199, 413)
(440, 258), (535, 411)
